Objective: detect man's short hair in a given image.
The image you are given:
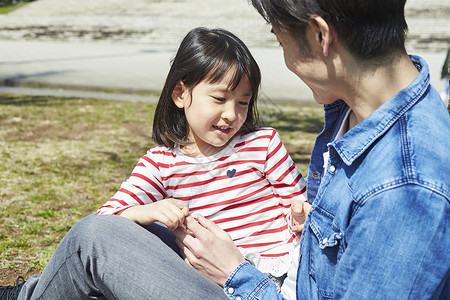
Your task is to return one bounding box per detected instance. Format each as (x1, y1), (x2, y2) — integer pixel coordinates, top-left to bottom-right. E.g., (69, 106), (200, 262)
(252, 0), (408, 61)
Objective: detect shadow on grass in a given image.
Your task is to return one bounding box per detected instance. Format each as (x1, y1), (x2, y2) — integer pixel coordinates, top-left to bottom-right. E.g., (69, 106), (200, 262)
(0, 95), (70, 106)
(273, 116), (324, 133)
(291, 156), (311, 166)
(261, 110), (324, 134)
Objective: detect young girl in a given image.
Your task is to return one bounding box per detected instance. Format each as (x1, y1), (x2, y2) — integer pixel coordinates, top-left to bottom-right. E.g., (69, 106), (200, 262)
(96, 27), (307, 291)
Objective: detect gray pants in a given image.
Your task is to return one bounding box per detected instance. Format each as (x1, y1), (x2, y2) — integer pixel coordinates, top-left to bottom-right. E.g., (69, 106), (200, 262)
(18, 214), (228, 300)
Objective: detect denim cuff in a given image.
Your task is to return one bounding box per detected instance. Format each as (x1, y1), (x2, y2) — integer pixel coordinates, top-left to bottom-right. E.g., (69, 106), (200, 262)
(224, 261), (276, 300)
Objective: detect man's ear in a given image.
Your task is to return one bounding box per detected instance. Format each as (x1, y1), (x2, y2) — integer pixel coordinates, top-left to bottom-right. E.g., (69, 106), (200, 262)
(309, 15), (332, 57)
(172, 81), (186, 108)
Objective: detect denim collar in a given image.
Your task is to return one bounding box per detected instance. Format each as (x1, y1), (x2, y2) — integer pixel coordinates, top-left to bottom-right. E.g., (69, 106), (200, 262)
(326, 55), (430, 166)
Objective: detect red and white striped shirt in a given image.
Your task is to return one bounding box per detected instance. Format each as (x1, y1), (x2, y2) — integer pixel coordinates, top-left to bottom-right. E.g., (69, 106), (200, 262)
(97, 127), (307, 275)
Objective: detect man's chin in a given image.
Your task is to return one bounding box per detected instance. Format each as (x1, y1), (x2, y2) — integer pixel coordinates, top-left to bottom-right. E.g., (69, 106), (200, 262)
(312, 94), (338, 105)
(312, 94), (325, 105)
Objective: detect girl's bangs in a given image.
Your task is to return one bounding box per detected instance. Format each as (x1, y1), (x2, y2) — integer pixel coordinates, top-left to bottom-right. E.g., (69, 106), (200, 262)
(205, 57), (248, 92)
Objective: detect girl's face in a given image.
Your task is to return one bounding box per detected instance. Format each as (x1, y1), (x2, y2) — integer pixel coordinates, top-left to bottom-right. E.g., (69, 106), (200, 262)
(173, 68), (252, 157)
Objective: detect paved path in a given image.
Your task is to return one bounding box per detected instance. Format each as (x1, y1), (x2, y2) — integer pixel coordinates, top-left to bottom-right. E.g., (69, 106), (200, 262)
(0, 0), (448, 102)
(0, 40), (315, 102)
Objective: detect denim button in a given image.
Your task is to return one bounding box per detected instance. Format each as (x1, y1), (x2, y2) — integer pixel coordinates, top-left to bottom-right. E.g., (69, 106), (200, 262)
(228, 287), (235, 294)
(329, 165), (336, 173)
(236, 297), (242, 300)
(313, 172), (319, 178)
(323, 237), (328, 244)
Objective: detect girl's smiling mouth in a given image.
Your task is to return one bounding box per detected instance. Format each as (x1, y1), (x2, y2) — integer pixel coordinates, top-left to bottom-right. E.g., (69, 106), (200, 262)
(213, 125), (232, 134)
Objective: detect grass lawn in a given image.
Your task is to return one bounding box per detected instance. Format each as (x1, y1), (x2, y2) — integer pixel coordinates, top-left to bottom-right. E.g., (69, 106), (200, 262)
(0, 93), (323, 285)
(0, 2), (29, 14)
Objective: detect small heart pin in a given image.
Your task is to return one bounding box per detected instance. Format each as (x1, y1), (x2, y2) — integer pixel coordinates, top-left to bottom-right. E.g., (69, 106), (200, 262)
(227, 169), (236, 178)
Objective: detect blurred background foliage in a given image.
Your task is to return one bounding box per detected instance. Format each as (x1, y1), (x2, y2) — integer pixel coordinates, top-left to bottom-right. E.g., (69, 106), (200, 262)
(0, 0), (35, 7)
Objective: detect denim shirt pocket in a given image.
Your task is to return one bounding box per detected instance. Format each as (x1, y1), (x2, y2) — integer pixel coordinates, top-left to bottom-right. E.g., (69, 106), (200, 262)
(308, 207), (343, 299)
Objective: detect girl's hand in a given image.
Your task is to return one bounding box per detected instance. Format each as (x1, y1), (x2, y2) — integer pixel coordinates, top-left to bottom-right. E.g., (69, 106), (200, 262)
(173, 215), (245, 287)
(119, 199), (189, 230)
(291, 200), (312, 235)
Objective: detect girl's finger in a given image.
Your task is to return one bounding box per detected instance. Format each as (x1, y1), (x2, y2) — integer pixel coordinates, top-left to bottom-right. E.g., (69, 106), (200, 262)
(292, 224), (304, 233)
(291, 200), (304, 214)
(160, 211), (180, 230)
(162, 207), (187, 230)
(170, 199), (189, 209)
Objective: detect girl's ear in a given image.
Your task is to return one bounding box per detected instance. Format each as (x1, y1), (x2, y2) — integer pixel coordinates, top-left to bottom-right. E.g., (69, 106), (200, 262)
(172, 81), (186, 108)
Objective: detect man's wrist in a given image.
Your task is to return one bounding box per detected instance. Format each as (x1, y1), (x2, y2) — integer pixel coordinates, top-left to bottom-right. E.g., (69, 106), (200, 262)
(223, 261), (275, 299)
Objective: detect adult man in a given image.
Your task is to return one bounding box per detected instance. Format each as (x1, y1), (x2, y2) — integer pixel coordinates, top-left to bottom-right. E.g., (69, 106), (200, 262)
(175, 0), (450, 299)
(3, 0), (449, 299)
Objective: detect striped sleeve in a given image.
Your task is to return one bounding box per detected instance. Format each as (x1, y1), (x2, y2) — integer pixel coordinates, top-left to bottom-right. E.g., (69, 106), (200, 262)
(263, 129), (307, 231)
(96, 147), (167, 215)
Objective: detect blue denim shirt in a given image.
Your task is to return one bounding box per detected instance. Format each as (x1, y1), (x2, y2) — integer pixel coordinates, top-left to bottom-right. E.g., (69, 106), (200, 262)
(223, 55), (450, 300)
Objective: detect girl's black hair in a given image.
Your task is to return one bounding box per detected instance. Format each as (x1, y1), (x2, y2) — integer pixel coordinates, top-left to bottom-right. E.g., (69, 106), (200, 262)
(152, 27), (261, 148)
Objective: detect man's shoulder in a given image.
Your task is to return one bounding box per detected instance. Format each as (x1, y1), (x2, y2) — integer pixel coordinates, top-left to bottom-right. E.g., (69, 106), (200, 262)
(348, 94), (450, 202)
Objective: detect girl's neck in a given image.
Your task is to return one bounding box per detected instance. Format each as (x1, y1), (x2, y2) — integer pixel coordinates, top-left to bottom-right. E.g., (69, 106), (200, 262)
(180, 144), (211, 158)
(180, 138), (234, 158)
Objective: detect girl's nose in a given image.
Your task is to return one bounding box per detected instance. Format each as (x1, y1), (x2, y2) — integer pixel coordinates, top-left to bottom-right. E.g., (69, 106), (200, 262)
(222, 103), (237, 121)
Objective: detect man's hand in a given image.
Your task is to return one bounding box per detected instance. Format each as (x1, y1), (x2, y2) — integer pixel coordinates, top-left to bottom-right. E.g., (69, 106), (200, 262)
(291, 200), (312, 235)
(174, 215), (245, 286)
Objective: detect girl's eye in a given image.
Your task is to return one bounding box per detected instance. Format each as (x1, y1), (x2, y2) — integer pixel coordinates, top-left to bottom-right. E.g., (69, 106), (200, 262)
(212, 96), (226, 102)
(239, 101), (250, 106)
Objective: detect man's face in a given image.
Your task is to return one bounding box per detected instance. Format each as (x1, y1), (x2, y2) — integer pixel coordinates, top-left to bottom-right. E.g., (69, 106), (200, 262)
(272, 26), (336, 105)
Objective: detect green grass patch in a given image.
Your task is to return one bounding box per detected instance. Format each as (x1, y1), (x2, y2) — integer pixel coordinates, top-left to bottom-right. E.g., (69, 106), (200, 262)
(0, 2), (28, 14)
(0, 93), (323, 284)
